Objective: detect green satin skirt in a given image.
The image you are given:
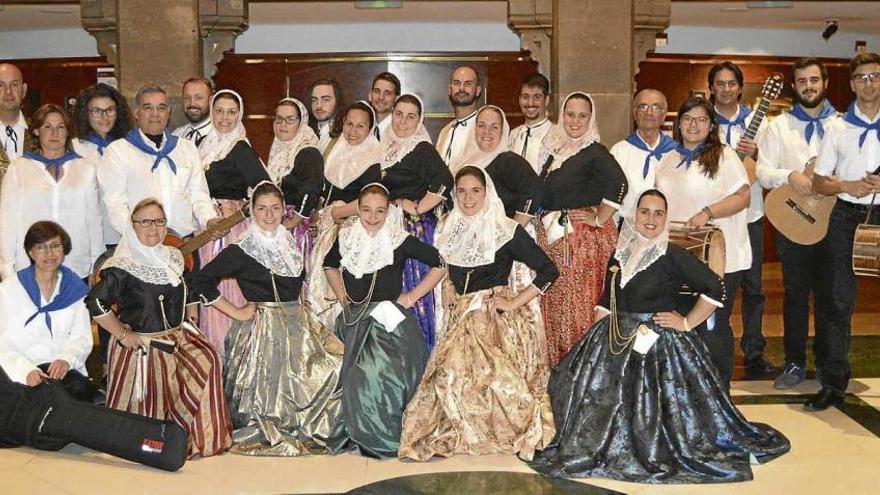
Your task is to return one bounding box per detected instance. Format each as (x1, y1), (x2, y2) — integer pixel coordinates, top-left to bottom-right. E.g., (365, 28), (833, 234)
(329, 301), (428, 458)
(224, 301), (344, 456)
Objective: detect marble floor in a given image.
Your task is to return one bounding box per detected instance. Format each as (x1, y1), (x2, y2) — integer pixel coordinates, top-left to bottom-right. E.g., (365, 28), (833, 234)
(4, 377), (880, 494)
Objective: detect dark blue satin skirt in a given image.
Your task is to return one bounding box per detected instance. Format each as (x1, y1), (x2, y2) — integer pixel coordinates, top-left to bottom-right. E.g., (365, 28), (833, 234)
(528, 312), (790, 484)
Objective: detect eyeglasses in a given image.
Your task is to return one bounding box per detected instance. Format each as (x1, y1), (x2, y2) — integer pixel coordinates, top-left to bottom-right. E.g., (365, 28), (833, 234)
(274, 115), (300, 124)
(33, 242), (64, 254)
(636, 103), (666, 114)
(713, 80), (740, 89)
(132, 218), (167, 228)
(88, 106), (118, 118)
(681, 115), (710, 126)
(852, 72), (880, 84)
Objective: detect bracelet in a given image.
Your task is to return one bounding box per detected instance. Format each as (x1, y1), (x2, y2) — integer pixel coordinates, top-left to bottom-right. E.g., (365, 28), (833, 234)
(701, 206), (714, 221)
(120, 327), (129, 340)
(593, 215), (602, 227)
(683, 316), (690, 332)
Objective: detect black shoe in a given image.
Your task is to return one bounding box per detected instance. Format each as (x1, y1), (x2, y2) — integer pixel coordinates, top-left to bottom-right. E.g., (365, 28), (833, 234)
(745, 355), (775, 378)
(804, 387), (844, 412)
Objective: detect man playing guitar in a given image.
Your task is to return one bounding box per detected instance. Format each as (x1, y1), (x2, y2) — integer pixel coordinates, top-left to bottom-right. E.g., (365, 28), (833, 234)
(756, 58), (839, 390)
(810, 52), (880, 411)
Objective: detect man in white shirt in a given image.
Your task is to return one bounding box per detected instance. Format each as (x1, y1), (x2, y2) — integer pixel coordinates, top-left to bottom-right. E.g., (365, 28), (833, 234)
(709, 61), (772, 378)
(308, 79), (342, 153)
(172, 77), (212, 147)
(756, 58), (839, 391)
(811, 52), (880, 411)
(436, 66), (481, 164)
(509, 73), (553, 174)
(610, 89), (675, 223)
(100, 84), (219, 239)
(368, 72), (401, 141)
(0, 63), (28, 168)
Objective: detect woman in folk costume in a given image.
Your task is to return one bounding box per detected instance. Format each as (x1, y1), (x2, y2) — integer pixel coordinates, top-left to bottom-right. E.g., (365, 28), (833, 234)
(528, 189), (789, 483)
(399, 166), (558, 462)
(322, 183), (444, 458)
(379, 93), (453, 351)
(86, 197), (232, 458)
(537, 92), (627, 366)
(306, 101), (382, 328)
(197, 89), (271, 357)
(189, 181), (343, 456)
(266, 97), (324, 276)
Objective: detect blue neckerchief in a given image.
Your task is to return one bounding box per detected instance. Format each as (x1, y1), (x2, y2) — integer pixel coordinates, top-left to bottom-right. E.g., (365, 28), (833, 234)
(18, 265), (88, 337)
(84, 133), (114, 156)
(788, 100), (837, 144)
(841, 102), (880, 150)
(123, 129), (179, 174)
(624, 132), (677, 178)
(716, 105), (751, 145)
(23, 150), (81, 180)
(675, 143), (704, 169)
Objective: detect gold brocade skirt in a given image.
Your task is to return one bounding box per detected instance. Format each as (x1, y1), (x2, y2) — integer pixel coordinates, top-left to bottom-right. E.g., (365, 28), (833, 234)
(399, 286), (555, 461)
(304, 207), (342, 329)
(106, 326), (233, 458)
(224, 301), (344, 456)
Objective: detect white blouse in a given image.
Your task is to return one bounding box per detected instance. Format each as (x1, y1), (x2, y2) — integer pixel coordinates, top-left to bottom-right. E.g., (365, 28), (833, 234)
(716, 106), (765, 223)
(73, 138), (121, 245)
(756, 112), (838, 190)
(509, 118), (552, 174)
(815, 105), (880, 205)
(0, 155), (104, 279)
(610, 133), (667, 221)
(99, 131), (217, 238)
(655, 145), (752, 273)
(0, 273), (93, 385)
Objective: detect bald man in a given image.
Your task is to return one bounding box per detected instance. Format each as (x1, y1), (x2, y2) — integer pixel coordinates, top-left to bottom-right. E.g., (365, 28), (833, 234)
(0, 64), (28, 167)
(609, 89), (676, 222)
(436, 65), (482, 165)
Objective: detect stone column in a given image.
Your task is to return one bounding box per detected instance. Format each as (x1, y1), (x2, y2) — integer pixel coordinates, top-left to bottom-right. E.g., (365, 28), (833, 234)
(508, 0), (553, 73)
(81, 0), (248, 129)
(552, 0), (635, 145)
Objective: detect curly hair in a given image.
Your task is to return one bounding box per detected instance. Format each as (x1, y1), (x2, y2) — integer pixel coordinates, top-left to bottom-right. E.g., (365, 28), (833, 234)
(74, 83), (133, 141)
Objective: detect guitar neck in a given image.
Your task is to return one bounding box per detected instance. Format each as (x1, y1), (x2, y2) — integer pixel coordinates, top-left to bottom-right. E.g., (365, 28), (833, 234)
(178, 209), (247, 256)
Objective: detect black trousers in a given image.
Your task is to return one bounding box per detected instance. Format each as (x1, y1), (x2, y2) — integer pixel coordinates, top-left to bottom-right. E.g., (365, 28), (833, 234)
(696, 269), (743, 391)
(36, 364), (98, 403)
(821, 201), (878, 393)
(728, 219), (767, 360)
(775, 232), (829, 368)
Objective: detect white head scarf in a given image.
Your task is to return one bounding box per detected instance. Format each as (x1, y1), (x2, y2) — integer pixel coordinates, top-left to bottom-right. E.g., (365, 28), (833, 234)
(380, 93), (433, 170)
(540, 91), (601, 172)
(267, 97), (320, 182)
(436, 167), (517, 267)
(449, 105), (511, 175)
(102, 199), (184, 286)
(198, 89), (249, 168)
(324, 101), (383, 189)
(236, 180), (304, 277)
(338, 183), (409, 278)
(614, 191), (670, 288)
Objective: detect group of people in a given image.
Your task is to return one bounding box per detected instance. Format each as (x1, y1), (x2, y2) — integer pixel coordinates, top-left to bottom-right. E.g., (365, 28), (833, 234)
(0, 50), (877, 484)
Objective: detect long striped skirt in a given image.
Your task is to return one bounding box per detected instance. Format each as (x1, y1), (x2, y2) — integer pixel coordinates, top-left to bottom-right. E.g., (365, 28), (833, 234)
(539, 218), (618, 366)
(106, 326), (233, 458)
(402, 211), (438, 351)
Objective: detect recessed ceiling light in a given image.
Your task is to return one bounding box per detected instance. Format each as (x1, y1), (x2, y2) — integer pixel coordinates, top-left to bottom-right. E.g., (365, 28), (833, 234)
(38, 8), (75, 14)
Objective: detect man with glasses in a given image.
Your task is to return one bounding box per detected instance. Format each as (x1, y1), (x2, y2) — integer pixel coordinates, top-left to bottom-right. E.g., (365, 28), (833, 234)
(99, 85), (219, 241)
(610, 89), (675, 224)
(172, 77), (213, 147)
(436, 66), (482, 165)
(810, 52), (880, 411)
(756, 58), (839, 391)
(709, 61), (773, 379)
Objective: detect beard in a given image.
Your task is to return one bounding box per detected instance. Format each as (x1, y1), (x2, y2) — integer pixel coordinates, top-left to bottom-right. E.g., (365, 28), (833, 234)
(185, 107), (208, 124)
(449, 91), (478, 108)
(794, 87), (826, 109)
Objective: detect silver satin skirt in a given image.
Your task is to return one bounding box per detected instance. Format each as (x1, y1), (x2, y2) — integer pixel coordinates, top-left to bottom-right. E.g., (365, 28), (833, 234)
(223, 300), (344, 456)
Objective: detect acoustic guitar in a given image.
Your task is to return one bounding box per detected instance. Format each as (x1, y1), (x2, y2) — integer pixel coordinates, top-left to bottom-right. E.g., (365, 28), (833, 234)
(764, 157), (836, 246)
(739, 74), (785, 184)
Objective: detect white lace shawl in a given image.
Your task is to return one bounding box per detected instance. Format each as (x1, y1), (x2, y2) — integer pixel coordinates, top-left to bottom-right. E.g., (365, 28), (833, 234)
(380, 94), (433, 170)
(614, 218), (670, 288)
(198, 89), (249, 169)
(539, 91), (601, 173)
(338, 204), (409, 278)
(267, 97), (320, 182)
